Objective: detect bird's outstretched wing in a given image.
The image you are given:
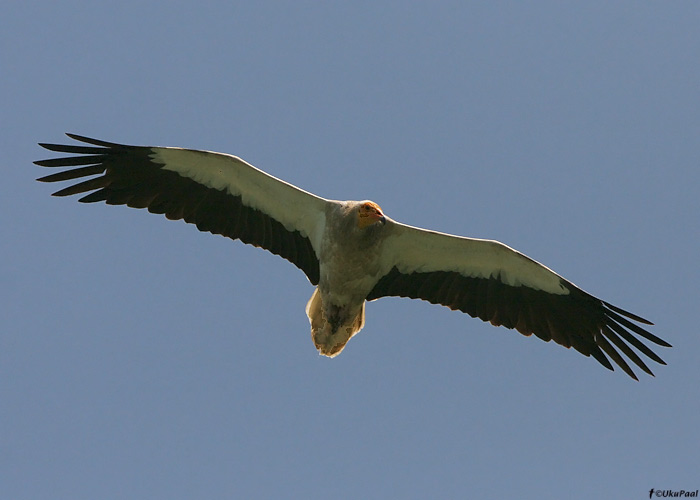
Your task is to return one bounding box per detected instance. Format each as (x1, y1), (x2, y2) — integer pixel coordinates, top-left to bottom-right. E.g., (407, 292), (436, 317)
(35, 134), (328, 284)
(369, 222), (670, 379)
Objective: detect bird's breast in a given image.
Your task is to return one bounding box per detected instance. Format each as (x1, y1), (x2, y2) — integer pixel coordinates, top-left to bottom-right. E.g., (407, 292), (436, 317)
(318, 240), (386, 306)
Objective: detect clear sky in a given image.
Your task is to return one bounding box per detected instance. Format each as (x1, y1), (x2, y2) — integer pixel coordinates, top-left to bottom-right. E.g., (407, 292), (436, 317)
(3, 2), (699, 499)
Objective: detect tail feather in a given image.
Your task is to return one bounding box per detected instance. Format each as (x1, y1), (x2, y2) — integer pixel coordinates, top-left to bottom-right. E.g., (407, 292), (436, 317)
(305, 288), (365, 357)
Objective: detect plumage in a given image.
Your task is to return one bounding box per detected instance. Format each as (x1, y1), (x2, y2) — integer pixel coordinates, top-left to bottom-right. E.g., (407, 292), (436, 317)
(35, 133), (671, 379)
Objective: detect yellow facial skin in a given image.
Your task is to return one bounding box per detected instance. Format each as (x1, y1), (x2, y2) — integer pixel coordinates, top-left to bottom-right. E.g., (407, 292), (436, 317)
(357, 201), (386, 228)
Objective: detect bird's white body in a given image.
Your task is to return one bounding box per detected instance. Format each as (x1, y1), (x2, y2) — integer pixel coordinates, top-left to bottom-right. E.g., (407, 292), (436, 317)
(309, 201), (390, 355)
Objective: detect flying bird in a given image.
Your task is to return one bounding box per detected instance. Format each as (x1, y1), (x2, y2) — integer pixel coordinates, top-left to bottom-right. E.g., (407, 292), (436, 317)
(35, 134), (670, 379)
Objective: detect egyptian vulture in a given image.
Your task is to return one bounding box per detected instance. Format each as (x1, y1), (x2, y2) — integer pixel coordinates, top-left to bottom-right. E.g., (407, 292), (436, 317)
(35, 134), (670, 379)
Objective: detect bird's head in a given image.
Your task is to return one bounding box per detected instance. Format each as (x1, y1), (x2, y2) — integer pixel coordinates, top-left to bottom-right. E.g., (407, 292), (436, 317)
(357, 201), (386, 228)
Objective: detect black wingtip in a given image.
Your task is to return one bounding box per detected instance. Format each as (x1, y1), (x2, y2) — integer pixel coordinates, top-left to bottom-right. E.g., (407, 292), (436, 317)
(603, 300), (654, 325)
(65, 132), (88, 141)
(64, 133), (120, 147)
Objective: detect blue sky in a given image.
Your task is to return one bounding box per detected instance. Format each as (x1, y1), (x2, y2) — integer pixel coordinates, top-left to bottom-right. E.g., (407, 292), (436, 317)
(2, 2), (699, 499)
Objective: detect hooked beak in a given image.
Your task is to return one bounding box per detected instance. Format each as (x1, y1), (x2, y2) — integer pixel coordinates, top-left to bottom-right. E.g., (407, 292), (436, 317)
(370, 210), (386, 226)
